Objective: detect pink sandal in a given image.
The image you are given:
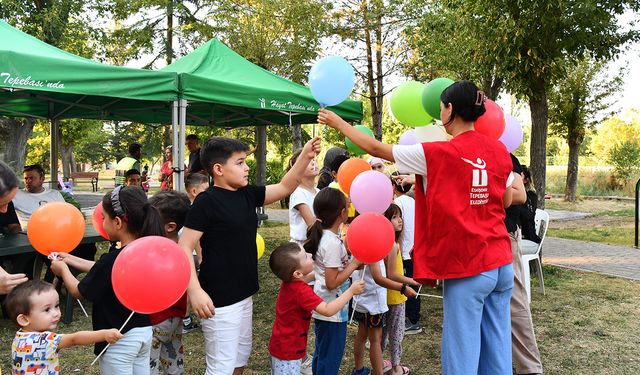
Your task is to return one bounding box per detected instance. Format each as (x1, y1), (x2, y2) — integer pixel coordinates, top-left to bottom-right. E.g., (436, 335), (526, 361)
(383, 360), (410, 375)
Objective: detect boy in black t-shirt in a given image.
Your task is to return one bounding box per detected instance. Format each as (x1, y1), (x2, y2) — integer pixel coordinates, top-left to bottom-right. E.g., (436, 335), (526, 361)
(179, 136), (321, 375)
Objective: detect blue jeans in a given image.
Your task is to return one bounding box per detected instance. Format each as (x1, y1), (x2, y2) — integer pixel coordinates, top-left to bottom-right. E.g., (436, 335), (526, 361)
(442, 264), (514, 375)
(99, 326), (153, 375)
(312, 319), (347, 375)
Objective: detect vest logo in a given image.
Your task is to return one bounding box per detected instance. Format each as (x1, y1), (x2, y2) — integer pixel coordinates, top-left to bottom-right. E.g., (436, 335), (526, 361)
(461, 157), (489, 205)
(461, 157), (488, 187)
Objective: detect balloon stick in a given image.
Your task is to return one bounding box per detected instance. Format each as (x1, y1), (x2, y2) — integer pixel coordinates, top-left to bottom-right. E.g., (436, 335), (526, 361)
(77, 299), (89, 317)
(417, 293), (443, 299)
(91, 311), (135, 365)
(349, 264), (367, 325)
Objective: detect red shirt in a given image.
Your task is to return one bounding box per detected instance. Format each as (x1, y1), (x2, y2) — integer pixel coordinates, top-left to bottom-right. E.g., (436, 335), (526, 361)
(269, 281), (324, 360)
(149, 293), (187, 325)
(413, 131), (513, 281)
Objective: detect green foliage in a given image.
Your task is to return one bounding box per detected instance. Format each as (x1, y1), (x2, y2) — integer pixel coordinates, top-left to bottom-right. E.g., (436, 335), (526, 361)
(26, 121), (51, 169)
(590, 112), (640, 164)
(608, 141), (640, 181)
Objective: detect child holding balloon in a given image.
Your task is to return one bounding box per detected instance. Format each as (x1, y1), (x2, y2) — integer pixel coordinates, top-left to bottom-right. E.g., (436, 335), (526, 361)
(267, 242), (365, 375)
(303, 187), (363, 374)
(382, 203), (420, 375)
(287, 149), (319, 244)
(148, 190), (191, 375)
(5, 280), (122, 375)
(51, 186), (165, 374)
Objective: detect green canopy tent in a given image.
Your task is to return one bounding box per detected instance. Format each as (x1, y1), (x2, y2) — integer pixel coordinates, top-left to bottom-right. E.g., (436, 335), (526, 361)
(162, 39), (363, 188)
(0, 20), (179, 185)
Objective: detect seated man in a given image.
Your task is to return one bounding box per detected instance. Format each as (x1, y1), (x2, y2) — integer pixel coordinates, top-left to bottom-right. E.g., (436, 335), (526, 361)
(13, 164), (65, 231)
(124, 169), (142, 187)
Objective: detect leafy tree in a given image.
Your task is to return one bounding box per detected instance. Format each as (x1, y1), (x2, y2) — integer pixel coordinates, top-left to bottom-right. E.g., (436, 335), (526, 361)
(548, 57), (623, 201)
(608, 140), (640, 182)
(332, 0), (420, 140)
(590, 112), (640, 164)
(407, 0), (639, 207)
(0, 0), (104, 173)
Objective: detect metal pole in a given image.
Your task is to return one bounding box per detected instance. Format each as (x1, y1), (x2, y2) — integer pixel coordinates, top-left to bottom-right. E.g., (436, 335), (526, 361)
(635, 178), (639, 248)
(178, 99), (187, 192)
(171, 100), (179, 191)
(49, 102), (58, 190)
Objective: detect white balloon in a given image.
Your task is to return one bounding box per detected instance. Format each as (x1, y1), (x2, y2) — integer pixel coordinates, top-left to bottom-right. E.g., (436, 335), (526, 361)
(415, 125), (448, 143)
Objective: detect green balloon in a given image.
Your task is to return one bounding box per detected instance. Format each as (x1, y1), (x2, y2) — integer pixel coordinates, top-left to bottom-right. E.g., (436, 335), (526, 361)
(345, 125), (374, 156)
(390, 81), (434, 127)
(422, 77), (455, 119)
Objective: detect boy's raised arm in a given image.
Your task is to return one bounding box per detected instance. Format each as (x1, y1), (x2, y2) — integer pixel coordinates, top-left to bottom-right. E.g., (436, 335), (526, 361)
(58, 328), (122, 349)
(264, 137), (321, 205)
(178, 227), (215, 319)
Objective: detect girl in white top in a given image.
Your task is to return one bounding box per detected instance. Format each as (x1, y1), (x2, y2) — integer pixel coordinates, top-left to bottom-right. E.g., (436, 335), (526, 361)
(287, 149), (319, 243)
(303, 188), (362, 374)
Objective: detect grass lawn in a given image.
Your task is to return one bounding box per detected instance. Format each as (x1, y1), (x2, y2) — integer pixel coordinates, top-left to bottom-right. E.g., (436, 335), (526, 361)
(545, 198), (637, 246)
(1, 221), (639, 374)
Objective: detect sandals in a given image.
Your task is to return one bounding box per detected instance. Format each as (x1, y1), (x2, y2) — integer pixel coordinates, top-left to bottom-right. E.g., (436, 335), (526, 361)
(383, 360), (410, 375)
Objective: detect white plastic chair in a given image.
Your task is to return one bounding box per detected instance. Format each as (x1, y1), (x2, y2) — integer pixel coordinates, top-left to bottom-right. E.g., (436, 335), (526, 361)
(521, 209), (549, 303)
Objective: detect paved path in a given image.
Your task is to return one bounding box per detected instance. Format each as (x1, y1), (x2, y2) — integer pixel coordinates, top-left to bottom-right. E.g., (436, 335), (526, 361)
(543, 237), (640, 281)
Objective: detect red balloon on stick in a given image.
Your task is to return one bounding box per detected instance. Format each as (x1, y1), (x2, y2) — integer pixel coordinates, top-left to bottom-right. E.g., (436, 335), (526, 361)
(112, 236), (190, 314)
(27, 202), (85, 255)
(92, 203), (110, 240)
(346, 213), (395, 264)
(474, 99), (506, 140)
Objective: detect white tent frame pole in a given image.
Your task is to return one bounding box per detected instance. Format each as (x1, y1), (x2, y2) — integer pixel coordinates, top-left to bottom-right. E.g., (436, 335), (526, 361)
(171, 100), (180, 191)
(178, 99), (187, 192)
(49, 102), (59, 190)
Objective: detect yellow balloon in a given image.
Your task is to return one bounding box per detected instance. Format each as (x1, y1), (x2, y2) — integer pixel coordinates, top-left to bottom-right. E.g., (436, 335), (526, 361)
(256, 233), (265, 260)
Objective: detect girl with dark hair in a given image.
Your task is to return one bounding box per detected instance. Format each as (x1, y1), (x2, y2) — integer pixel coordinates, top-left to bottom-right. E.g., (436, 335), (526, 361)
(303, 187), (362, 374)
(51, 186), (165, 374)
(0, 161), (28, 294)
(287, 149), (319, 245)
(319, 80), (524, 375)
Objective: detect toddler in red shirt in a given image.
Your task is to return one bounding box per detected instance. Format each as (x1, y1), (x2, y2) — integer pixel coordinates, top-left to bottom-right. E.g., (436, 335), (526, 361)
(268, 242), (364, 375)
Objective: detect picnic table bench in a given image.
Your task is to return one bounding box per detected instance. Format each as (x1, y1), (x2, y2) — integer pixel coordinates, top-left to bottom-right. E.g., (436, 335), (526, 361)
(69, 172), (99, 192)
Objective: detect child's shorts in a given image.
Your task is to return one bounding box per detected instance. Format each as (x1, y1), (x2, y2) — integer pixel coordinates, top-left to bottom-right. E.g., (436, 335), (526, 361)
(353, 311), (386, 328)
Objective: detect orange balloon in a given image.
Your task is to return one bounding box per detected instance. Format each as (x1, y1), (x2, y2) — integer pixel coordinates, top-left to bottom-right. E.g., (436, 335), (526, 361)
(337, 158), (370, 195)
(27, 202), (85, 255)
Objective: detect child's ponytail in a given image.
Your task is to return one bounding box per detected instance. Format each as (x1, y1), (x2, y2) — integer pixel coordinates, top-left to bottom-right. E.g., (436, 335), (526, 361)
(303, 187), (347, 259)
(102, 186), (165, 238)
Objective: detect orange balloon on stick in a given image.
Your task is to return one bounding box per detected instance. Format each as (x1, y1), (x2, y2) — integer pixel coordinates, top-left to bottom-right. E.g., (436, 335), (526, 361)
(27, 202), (85, 255)
(337, 158), (370, 195)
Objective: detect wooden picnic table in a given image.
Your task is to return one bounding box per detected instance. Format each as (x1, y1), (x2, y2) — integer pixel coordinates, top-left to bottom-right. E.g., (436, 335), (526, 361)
(0, 224), (107, 323)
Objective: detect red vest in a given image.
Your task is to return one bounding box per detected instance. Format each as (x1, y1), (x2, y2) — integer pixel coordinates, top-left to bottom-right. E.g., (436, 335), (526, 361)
(413, 131), (512, 281)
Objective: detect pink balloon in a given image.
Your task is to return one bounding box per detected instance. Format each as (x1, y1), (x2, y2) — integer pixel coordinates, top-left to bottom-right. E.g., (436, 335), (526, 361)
(399, 129), (417, 145)
(350, 170), (393, 214)
(499, 114), (524, 152)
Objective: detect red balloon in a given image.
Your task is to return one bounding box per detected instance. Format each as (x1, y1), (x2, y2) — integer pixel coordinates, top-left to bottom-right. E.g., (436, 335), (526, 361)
(112, 236), (191, 314)
(346, 213), (395, 264)
(92, 203), (110, 240)
(474, 99), (506, 140)
(27, 202), (85, 255)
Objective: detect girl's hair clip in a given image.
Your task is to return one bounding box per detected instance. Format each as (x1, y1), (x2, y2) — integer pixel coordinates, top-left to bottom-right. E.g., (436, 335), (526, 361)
(475, 91), (486, 106)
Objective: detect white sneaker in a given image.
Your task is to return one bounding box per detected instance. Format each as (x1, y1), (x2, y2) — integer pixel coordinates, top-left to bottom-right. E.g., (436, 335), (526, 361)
(300, 355), (313, 375)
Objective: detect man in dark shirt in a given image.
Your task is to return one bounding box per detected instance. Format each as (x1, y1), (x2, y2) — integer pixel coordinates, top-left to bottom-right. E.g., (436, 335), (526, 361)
(186, 134), (204, 175)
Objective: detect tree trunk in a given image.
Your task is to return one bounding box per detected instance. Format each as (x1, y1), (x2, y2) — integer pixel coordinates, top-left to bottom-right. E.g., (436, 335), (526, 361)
(166, 0), (174, 65)
(362, 1), (382, 140)
(372, 5), (384, 141)
(57, 125), (73, 178)
(528, 80), (549, 208)
(255, 126), (267, 185)
(564, 137), (581, 202)
(0, 117), (36, 173)
(292, 123), (302, 151)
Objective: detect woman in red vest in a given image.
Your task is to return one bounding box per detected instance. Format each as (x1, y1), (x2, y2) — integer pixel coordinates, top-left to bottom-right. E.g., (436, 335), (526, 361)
(319, 80), (519, 375)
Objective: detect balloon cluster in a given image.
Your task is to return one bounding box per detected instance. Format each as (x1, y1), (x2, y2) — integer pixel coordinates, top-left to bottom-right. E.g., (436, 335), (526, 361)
(390, 78), (524, 151)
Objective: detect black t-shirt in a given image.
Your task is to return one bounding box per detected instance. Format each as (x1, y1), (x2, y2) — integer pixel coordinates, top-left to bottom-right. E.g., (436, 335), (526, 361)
(184, 185), (266, 308)
(78, 247), (151, 355)
(189, 150), (204, 174)
(0, 201), (19, 230)
(504, 154), (524, 233)
(520, 191), (541, 243)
